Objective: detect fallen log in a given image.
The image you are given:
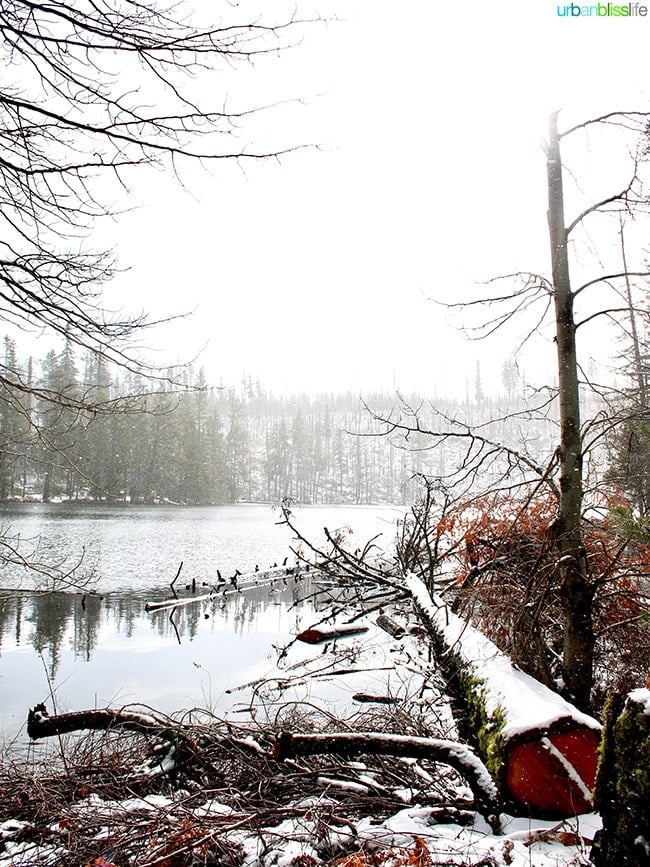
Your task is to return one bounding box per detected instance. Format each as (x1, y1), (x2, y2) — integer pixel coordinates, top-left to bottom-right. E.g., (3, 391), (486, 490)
(26, 703), (266, 762)
(26, 704), (501, 828)
(28, 703), (165, 739)
(375, 614), (406, 639)
(296, 623), (369, 644)
(145, 565), (304, 612)
(352, 693), (399, 705)
(145, 592), (214, 612)
(405, 573), (602, 818)
(274, 730), (501, 828)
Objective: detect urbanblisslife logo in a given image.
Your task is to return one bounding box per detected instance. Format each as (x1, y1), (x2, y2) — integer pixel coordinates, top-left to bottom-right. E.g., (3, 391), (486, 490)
(557, 2), (648, 13)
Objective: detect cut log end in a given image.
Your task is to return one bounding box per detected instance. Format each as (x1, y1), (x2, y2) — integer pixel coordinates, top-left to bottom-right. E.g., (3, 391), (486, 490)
(504, 726), (600, 816)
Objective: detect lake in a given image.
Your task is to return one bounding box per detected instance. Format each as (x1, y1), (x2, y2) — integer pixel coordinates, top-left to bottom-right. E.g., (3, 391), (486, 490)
(0, 503), (403, 746)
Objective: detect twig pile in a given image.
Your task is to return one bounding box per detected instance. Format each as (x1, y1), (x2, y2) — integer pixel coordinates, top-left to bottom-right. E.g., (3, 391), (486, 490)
(1, 704), (481, 867)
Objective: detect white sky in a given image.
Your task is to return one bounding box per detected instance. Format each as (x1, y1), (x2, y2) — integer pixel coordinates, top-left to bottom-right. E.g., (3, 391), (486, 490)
(100, 0), (650, 397)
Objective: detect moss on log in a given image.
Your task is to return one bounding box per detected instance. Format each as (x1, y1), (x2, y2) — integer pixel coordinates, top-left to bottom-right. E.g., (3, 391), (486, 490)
(592, 689), (650, 866)
(405, 573), (601, 817)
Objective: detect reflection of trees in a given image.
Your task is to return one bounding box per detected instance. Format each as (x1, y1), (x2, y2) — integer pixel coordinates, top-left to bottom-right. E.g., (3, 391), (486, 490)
(29, 592), (72, 676)
(112, 595), (142, 639)
(0, 593), (23, 653)
(1, 592), (106, 675)
(0, 576), (318, 680)
(71, 595), (103, 662)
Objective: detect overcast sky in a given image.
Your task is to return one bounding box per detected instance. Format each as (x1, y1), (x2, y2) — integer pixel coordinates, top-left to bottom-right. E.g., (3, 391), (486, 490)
(100, 0), (650, 398)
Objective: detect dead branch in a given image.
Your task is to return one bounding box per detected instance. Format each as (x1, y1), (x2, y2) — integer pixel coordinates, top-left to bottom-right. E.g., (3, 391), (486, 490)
(25, 701), (502, 829)
(274, 730), (501, 828)
(26, 703), (266, 767)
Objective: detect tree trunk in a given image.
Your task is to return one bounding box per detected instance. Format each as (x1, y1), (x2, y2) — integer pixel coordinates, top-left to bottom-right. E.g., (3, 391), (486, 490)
(406, 573), (601, 818)
(592, 689), (650, 866)
(546, 111), (594, 711)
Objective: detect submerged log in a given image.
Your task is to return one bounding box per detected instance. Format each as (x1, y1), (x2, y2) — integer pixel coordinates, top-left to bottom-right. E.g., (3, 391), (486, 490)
(274, 730), (501, 827)
(145, 565), (303, 612)
(296, 623), (369, 644)
(352, 693), (399, 704)
(405, 573), (602, 817)
(145, 592), (214, 612)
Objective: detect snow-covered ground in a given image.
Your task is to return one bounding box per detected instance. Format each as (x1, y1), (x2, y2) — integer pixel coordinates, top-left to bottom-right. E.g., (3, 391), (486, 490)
(0, 574), (609, 866)
(0, 797), (600, 866)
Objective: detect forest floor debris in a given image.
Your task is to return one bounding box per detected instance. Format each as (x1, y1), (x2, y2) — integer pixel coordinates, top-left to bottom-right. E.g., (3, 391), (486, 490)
(0, 704), (598, 866)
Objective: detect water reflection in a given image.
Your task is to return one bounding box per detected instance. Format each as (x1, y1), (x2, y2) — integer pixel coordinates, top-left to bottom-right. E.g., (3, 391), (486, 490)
(0, 504), (402, 745)
(0, 576), (314, 744)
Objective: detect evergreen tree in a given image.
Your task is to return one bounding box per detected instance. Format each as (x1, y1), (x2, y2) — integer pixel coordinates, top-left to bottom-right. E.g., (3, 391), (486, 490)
(0, 337), (29, 498)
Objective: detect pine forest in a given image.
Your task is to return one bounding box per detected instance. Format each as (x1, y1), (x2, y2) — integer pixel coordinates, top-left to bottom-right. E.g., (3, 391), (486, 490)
(0, 338), (561, 506)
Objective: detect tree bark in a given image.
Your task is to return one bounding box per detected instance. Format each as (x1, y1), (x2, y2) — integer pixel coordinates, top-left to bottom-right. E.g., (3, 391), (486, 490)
(547, 112), (594, 711)
(274, 730), (501, 827)
(592, 689), (650, 866)
(406, 573), (601, 818)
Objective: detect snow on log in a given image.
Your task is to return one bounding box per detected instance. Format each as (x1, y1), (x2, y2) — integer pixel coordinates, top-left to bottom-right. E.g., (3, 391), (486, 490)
(296, 624), (369, 644)
(404, 573), (601, 817)
(592, 688), (650, 866)
(273, 730), (501, 827)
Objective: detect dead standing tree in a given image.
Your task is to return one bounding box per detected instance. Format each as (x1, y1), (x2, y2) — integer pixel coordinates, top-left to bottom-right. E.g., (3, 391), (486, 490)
(527, 110), (650, 709)
(368, 110), (650, 712)
(547, 110), (594, 713)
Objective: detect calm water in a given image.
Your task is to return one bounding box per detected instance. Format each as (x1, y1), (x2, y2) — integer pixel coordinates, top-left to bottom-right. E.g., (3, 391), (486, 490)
(0, 503), (402, 745)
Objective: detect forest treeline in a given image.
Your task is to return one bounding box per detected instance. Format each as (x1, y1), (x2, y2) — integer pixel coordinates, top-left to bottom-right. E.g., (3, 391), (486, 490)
(0, 337), (557, 506)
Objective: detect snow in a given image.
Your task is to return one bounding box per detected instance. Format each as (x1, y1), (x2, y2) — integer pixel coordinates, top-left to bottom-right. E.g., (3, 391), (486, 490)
(0, 819), (26, 840)
(316, 776), (370, 794)
(0, 838), (66, 866)
(628, 687), (650, 715)
(0, 788), (601, 866)
(69, 792), (175, 819)
(231, 803), (599, 866)
(353, 806), (600, 866)
(193, 799), (234, 817)
(635, 836), (650, 856)
(405, 572), (601, 740)
(0, 822), (64, 867)
(392, 787), (415, 803)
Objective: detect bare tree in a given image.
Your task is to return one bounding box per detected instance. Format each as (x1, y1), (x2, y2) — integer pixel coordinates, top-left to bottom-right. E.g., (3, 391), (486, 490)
(0, 0), (308, 366)
(0, 0), (312, 582)
(369, 110), (650, 711)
